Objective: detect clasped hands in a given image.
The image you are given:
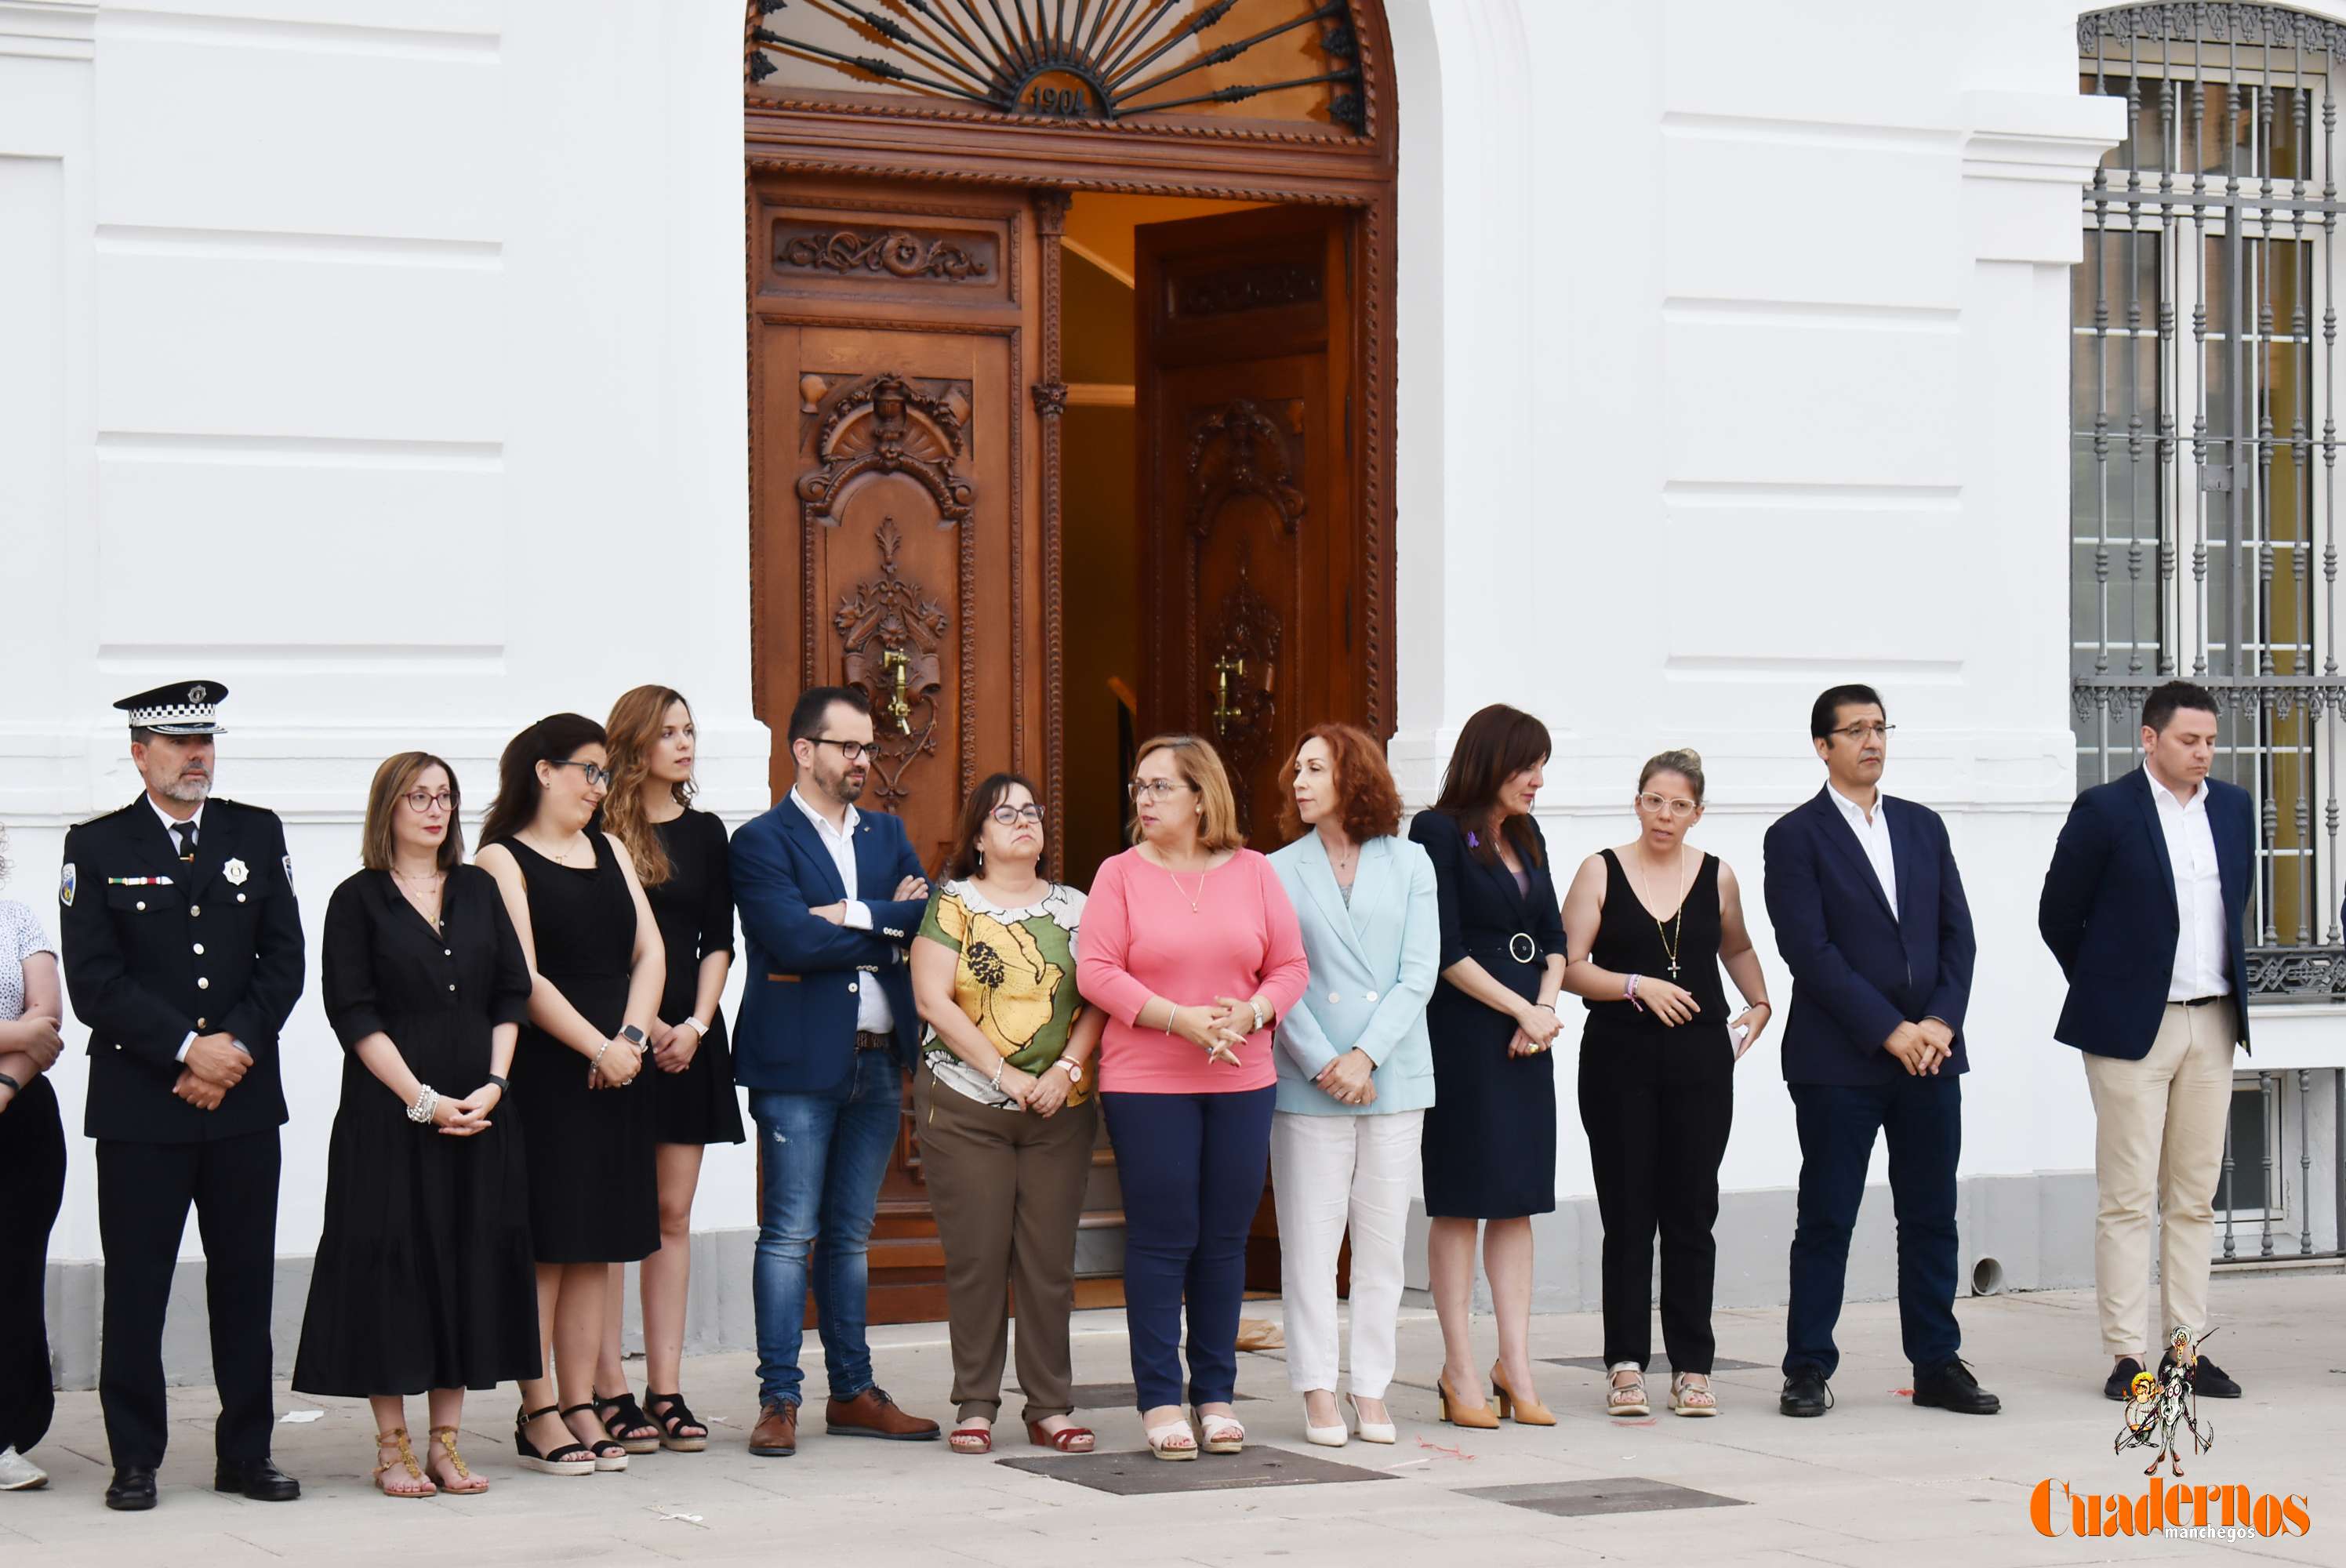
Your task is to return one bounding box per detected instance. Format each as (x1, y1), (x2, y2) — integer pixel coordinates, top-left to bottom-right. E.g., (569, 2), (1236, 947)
(809, 876), (932, 927)
(1507, 999), (1566, 1058)
(426, 1081), (503, 1136)
(1316, 1047), (1376, 1105)
(172, 1030), (249, 1110)
(1884, 1017), (1954, 1076)
(1166, 997), (1251, 1066)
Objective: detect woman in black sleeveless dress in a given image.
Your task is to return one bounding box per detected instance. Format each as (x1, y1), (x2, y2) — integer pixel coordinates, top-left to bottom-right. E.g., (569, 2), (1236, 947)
(475, 714), (664, 1476)
(1558, 749), (1774, 1419)
(588, 686), (740, 1455)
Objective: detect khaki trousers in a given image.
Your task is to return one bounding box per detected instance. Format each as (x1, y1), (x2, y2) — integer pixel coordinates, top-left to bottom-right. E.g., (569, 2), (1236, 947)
(915, 1065), (1098, 1423)
(2081, 1000), (2237, 1359)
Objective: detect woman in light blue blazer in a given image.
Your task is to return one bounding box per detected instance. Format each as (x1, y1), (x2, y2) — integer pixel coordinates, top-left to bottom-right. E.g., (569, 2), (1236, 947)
(1266, 724), (1440, 1449)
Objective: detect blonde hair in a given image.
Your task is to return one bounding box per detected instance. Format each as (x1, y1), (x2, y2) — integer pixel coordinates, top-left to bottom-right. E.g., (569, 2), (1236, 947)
(1131, 733), (1245, 853)
(1638, 747), (1706, 803)
(361, 753), (464, 873)
(602, 685), (695, 887)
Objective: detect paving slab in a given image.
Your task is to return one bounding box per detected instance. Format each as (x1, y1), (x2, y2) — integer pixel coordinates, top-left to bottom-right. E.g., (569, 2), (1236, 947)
(2, 1272), (2337, 1565)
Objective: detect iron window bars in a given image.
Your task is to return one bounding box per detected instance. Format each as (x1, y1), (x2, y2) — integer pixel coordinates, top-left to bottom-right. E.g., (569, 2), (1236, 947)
(2075, 3), (2346, 1000)
(746, 0), (1367, 131)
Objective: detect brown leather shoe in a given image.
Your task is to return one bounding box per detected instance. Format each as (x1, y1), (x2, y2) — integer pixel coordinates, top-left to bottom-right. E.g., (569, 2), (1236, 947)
(824, 1386), (940, 1441)
(748, 1401), (797, 1457)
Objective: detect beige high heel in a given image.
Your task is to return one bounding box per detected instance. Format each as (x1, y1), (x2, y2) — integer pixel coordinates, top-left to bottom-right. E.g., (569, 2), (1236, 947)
(1490, 1362), (1556, 1426)
(1437, 1371), (1499, 1429)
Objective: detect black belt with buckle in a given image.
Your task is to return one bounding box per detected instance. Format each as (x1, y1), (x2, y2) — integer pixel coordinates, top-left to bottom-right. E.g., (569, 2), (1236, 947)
(855, 1030), (892, 1051)
(2181, 995), (2227, 1009)
(1468, 934), (1538, 965)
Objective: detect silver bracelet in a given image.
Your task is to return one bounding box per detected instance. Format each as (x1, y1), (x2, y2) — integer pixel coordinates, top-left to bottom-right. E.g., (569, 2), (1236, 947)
(590, 1040), (613, 1073)
(406, 1084), (438, 1125)
(1249, 998), (1270, 1032)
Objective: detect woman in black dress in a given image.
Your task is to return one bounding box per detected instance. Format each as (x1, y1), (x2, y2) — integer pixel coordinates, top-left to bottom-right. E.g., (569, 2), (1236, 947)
(292, 753), (538, 1497)
(1558, 750), (1773, 1419)
(475, 715), (665, 1477)
(1408, 704), (1567, 1429)
(587, 685), (739, 1454)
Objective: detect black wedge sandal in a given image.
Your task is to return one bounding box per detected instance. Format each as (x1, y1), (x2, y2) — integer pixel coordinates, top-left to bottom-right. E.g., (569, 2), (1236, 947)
(560, 1403), (632, 1471)
(591, 1388), (662, 1455)
(513, 1404), (595, 1476)
(644, 1388), (710, 1453)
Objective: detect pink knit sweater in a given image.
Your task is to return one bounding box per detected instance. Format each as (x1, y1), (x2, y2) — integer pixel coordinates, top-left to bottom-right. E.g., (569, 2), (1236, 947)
(1077, 848), (1311, 1094)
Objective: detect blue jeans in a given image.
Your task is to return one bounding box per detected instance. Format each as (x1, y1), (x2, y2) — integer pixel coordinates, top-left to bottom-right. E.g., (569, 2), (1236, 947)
(1099, 1086), (1276, 1412)
(749, 1047), (905, 1410)
(1784, 1073), (1963, 1381)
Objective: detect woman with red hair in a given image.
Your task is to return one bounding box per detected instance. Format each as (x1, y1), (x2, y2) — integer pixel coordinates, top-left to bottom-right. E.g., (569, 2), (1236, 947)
(1264, 724), (1440, 1448)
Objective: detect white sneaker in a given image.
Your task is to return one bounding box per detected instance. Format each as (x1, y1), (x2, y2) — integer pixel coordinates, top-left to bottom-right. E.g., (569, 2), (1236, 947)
(0, 1446), (47, 1490)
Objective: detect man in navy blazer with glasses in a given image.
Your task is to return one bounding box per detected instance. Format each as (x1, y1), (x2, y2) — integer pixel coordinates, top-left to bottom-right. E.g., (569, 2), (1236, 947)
(731, 685), (941, 1457)
(2039, 680), (2250, 1404)
(1762, 684), (1999, 1420)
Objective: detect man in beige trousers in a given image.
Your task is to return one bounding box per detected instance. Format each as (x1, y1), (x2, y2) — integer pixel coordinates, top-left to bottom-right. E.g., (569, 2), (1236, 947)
(2038, 681), (2250, 1403)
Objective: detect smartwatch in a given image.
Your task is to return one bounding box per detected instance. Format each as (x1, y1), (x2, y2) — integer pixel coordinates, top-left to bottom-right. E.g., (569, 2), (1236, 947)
(619, 1024), (647, 1047)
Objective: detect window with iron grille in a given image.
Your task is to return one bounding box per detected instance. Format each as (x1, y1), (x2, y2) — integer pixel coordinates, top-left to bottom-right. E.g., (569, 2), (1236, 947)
(2075, 3), (2346, 1001)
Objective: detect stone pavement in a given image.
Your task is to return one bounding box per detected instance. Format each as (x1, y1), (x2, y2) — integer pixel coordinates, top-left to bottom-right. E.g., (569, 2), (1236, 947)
(3, 1271), (2337, 1566)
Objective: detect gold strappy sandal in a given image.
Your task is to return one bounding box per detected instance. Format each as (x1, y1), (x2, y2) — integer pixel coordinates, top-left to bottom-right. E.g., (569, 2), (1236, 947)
(372, 1428), (436, 1499)
(429, 1425), (491, 1493)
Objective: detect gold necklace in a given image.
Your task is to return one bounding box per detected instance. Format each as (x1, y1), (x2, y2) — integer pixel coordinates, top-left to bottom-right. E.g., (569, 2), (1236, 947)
(523, 830), (586, 866)
(1629, 846), (1692, 981)
(1168, 868), (1207, 913)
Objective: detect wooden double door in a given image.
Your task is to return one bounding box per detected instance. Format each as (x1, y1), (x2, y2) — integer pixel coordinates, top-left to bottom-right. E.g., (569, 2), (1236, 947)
(750, 177), (1377, 1320)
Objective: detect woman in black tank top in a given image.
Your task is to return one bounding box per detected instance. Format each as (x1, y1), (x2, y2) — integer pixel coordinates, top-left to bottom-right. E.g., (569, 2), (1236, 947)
(1556, 749), (1774, 1418)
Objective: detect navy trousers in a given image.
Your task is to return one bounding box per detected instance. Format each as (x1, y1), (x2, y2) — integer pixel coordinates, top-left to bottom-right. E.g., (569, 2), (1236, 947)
(1099, 1087), (1275, 1412)
(1783, 1073), (1963, 1380)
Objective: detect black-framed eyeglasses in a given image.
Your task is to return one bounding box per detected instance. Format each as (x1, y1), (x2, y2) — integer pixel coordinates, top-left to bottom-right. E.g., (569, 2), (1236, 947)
(812, 737), (874, 764)
(402, 789), (455, 814)
(989, 803), (1046, 827)
(553, 759), (613, 789)
(1128, 779), (1193, 802)
(1831, 723), (1896, 742)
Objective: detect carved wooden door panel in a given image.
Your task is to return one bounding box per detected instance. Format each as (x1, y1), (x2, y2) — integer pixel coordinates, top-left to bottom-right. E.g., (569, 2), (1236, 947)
(1137, 205), (1364, 845)
(750, 178), (1046, 1322)
(1137, 206), (1364, 1294)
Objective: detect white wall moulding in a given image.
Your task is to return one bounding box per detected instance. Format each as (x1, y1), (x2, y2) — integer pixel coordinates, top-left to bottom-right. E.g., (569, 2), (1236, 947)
(93, 223), (504, 268)
(0, 0), (93, 60)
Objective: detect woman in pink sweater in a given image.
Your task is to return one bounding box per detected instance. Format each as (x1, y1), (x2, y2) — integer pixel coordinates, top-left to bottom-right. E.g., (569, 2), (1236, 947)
(1077, 735), (1309, 1461)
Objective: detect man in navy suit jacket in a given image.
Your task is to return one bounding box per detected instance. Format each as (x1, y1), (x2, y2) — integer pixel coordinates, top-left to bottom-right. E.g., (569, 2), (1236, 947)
(2038, 681), (2250, 1403)
(1762, 684), (1999, 1419)
(731, 686), (939, 1455)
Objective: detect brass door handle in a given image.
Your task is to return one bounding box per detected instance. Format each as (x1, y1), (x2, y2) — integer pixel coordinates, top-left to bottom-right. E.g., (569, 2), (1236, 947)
(1212, 655), (1247, 734)
(881, 647), (913, 733)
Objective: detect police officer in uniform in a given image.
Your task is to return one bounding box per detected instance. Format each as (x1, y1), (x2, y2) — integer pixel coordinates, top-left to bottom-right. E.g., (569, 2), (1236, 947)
(57, 683), (305, 1510)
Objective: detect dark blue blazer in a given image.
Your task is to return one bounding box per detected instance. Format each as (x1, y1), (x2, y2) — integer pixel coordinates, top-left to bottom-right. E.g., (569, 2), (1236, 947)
(729, 797), (929, 1094)
(1761, 786), (1977, 1087)
(2036, 768), (2253, 1060)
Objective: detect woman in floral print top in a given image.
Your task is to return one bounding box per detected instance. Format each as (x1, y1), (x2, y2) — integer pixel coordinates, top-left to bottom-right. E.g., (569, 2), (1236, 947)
(910, 773), (1103, 1457)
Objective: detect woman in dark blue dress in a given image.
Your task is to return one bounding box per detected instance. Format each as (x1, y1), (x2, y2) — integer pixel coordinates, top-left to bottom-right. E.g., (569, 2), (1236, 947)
(1408, 704), (1567, 1430)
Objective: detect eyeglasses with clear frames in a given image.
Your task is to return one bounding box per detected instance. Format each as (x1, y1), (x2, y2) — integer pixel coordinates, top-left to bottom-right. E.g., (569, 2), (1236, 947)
(1832, 723), (1897, 742)
(989, 803), (1046, 826)
(402, 789), (454, 814)
(1636, 792), (1699, 819)
(1128, 779), (1193, 802)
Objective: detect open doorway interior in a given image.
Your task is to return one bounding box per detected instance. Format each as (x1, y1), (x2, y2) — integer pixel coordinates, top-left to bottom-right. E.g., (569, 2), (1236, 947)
(1057, 192), (1268, 890)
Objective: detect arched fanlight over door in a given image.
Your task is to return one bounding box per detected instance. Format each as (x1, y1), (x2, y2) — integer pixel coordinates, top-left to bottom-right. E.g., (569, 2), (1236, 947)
(746, 0), (1367, 132)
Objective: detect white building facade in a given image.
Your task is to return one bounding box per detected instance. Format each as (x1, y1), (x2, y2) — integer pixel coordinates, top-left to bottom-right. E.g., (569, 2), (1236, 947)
(2, 0), (2338, 1383)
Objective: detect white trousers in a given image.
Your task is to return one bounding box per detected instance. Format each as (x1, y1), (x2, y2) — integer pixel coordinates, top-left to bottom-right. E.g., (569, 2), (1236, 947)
(1269, 1109), (1424, 1398)
(2082, 1000), (2236, 1358)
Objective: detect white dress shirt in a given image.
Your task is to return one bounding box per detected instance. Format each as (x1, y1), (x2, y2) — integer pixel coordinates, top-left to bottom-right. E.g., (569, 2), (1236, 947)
(2148, 771), (2230, 1001)
(790, 786), (893, 1034)
(149, 798), (247, 1065)
(1827, 782), (1898, 916)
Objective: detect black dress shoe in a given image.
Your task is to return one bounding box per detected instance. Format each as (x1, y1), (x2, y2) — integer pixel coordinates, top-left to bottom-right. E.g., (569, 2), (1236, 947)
(1912, 1356), (2002, 1414)
(1779, 1369), (1832, 1417)
(213, 1457), (301, 1501)
(2163, 1350), (2242, 1399)
(105, 1466), (158, 1511)
(2104, 1356), (2146, 1401)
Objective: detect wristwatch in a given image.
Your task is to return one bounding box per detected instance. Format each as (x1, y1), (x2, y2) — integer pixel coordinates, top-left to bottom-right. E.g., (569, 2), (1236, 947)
(619, 1024), (647, 1047)
(1051, 1059), (1084, 1083)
